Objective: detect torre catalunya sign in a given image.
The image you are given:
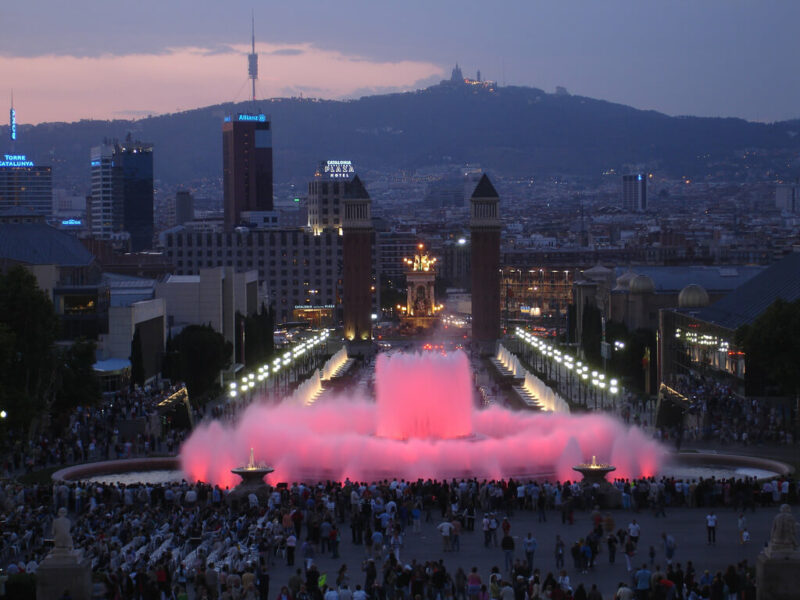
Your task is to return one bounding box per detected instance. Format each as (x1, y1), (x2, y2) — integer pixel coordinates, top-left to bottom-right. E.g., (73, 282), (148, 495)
(0, 154), (34, 167)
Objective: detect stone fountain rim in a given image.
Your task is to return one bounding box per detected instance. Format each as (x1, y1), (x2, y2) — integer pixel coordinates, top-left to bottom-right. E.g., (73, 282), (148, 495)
(52, 456), (181, 482)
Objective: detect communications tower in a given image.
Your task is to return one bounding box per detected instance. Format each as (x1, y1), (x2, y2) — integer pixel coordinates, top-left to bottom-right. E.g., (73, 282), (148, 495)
(248, 12), (258, 104)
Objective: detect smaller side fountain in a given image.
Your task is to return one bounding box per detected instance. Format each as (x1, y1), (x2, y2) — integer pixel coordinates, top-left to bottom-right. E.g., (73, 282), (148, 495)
(573, 455), (616, 485)
(573, 456), (621, 508)
(229, 448), (274, 504)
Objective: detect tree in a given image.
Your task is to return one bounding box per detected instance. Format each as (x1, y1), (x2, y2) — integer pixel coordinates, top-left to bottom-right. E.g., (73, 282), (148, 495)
(55, 338), (101, 416)
(130, 328), (145, 389)
(0, 266), (58, 428)
(171, 324), (232, 399)
(236, 304), (275, 369)
(580, 303), (602, 365)
(162, 330), (177, 381)
(736, 298), (800, 397)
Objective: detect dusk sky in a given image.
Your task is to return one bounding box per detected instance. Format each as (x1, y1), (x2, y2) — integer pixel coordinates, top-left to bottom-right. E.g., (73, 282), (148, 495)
(2, 1), (799, 125)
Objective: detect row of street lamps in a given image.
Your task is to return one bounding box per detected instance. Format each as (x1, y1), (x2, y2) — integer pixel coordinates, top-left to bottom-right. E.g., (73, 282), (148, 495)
(228, 330), (330, 402)
(514, 327), (621, 411)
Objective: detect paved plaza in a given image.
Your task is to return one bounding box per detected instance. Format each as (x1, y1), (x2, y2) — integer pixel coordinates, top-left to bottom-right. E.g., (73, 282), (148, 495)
(261, 500), (775, 597)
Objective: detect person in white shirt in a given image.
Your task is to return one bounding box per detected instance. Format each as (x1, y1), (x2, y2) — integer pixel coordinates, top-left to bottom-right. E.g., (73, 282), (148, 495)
(705, 512), (717, 545)
(627, 520), (641, 547)
(437, 520), (453, 552)
(324, 586), (339, 600)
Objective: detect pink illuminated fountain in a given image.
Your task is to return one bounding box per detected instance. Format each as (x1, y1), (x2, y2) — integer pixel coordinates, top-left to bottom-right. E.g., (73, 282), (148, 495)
(180, 350), (664, 487)
(375, 351), (473, 440)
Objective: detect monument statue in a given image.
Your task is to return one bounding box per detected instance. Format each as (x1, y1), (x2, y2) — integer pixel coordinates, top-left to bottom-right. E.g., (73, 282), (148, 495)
(38, 506), (92, 599)
(768, 504), (798, 554)
(52, 507), (74, 553)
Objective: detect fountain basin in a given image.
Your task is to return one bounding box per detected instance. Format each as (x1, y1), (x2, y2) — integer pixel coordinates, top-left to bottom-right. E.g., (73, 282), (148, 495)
(50, 452), (792, 487)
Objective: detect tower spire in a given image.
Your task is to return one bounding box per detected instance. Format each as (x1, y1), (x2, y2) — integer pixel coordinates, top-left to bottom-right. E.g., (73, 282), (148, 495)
(248, 10), (258, 105)
(9, 89), (16, 150)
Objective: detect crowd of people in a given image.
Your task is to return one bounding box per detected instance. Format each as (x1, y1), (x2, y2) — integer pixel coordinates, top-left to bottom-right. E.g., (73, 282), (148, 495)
(0, 383), (195, 479)
(0, 473), (787, 599)
(664, 374), (794, 446)
(0, 361), (792, 600)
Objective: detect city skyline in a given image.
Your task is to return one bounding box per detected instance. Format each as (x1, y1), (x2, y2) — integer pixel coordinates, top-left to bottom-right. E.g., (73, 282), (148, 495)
(2, 1), (799, 125)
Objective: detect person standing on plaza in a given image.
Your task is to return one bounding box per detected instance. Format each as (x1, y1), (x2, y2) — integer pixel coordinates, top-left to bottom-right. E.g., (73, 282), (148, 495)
(490, 513), (500, 547)
(607, 533), (617, 564)
(627, 519), (641, 548)
(483, 514), (492, 548)
(501, 533), (516, 574)
(615, 582), (634, 600)
(662, 532), (676, 566)
(389, 529), (402, 562)
(467, 567), (482, 600)
(737, 513), (747, 544)
(452, 516), (462, 552)
(624, 536), (637, 572)
(522, 532), (537, 572)
(438, 519), (454, 552)
(286, 532), (297, 566)
(705, 511), (717, 545)
(634, 564), (652, 600)
(554, 535), (565, 570)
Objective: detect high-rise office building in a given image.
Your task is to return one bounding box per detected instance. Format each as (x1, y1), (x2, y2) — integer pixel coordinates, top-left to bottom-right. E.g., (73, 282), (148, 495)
(622, 174), (647, 212)
(223, 113), (273, 229)
(174, 190), (195, 225)
(775, 181), (798, 213)
(0, 153), (52, 216)
(88, 141), (154, 251)
(307, 160), (355, 234)
(89, 145), (123, 240)
(118, 141), (154, 251)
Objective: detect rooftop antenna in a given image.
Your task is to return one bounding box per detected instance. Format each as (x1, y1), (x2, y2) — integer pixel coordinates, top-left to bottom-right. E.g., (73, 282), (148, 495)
(9, 90), (17, 151)
(247, 10), (258, 105)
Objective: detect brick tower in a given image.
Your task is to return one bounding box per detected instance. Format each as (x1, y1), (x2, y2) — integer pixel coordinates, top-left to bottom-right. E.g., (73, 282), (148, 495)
(342, 175), (373, 352)
(470, 174), (501, 354)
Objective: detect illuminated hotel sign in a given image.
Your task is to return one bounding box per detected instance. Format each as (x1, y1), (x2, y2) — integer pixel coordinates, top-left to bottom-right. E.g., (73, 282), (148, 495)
(0, 154), (34, 167)
(293, 304), (335, 309)
(61, 219), (83, 226)
(236, 113), (267, 122)
(9, 108), (16, 141)
(322, 160), (354, 179)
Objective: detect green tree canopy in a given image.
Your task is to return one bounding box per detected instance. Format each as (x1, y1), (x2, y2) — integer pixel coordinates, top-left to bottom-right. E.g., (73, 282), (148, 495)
(580, 303), (602, 365)
(55, 338), (101, 416)
(130, 328), (145, 389)
(736, 298), (800, 397)
(0, 266), (58, 427)
(170, 324), (232, 399)
(235, 304), (275, 369)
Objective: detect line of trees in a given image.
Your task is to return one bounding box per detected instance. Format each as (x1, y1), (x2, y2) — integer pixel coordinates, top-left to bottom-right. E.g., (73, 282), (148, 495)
(162, 324), (232, 401)
(736, 297), (800, 398)
(0, 266), (100, 434)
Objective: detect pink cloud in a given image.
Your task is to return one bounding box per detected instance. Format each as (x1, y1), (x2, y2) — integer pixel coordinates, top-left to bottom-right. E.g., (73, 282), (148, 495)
(1, 43), (444, 124)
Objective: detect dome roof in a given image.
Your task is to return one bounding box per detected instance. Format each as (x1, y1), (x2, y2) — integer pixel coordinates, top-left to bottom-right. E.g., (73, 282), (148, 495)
(678, 284), (710, 308)
(583, 263), (612, 282)
(614, 269), (637, 291)
(629, 274), (655, 294)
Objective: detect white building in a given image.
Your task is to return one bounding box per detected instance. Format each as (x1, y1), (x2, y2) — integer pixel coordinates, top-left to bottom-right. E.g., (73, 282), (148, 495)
(155, 267), (259, 347)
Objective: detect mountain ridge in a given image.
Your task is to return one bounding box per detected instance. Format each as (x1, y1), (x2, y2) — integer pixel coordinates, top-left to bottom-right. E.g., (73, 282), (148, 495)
(3, 83), (798, 193)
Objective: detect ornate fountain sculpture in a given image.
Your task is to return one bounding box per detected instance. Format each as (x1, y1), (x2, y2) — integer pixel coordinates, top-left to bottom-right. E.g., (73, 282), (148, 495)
(572, 455), (617, 486)
(231, 448), (274, 487)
